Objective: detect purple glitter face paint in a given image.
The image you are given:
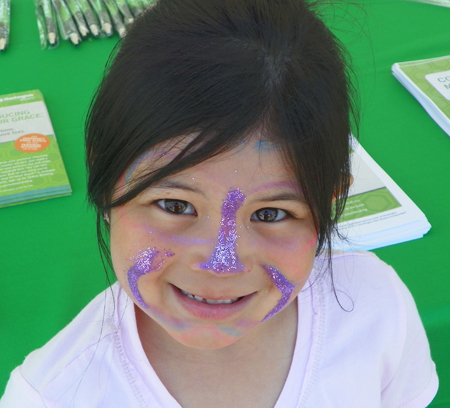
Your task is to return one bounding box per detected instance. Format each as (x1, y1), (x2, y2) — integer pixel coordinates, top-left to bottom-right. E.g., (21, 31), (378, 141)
(127, 247), (160, 309)
(200, 189), (246, 274)
(262, 265), (296, 322)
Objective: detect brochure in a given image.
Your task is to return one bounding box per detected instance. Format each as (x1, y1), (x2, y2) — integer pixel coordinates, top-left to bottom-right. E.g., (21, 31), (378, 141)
(0, 91), (429, 249)
(402, 0), (450, 7)
(334, 139), (431, 251)
(0, 90), (71, 208)
(392, 55), (450, 137)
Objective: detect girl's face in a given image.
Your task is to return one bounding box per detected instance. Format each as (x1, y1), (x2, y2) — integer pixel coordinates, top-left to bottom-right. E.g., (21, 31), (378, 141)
(110, 137), (318, 350)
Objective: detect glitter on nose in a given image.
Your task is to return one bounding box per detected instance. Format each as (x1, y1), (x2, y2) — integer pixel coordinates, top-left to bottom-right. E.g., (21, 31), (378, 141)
(262, 265), (296, 321)
(200, 189), (246, 274)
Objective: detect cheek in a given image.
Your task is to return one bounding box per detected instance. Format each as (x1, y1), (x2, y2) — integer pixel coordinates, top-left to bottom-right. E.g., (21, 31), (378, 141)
(127, 247), (167, 309)
(112, 205), (183, 257)
(260, 232), (317, 322)
(285, 232), (317, 275)
(257, 228), (317, 281)
(113, 235), (188, 332)
(114, 204), (211, 248)
(110, 206), (179, 294)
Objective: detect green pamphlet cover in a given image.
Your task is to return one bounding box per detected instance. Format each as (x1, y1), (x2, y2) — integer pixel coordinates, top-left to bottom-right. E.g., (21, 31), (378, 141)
(0, 90), (72, 208)
(392, 55), (450, 136)
(332, 139), (430, 251)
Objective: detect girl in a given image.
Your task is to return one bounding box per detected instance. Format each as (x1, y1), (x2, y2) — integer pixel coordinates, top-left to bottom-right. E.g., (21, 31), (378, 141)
(1, 0), (438, 406)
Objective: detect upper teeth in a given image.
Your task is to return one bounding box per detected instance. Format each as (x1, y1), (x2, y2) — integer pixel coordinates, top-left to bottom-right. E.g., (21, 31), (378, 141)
(181, 289), (239, 304)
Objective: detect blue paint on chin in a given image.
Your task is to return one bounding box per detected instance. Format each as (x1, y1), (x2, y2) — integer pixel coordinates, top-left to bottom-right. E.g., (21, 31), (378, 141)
(218, 324), (246, 337)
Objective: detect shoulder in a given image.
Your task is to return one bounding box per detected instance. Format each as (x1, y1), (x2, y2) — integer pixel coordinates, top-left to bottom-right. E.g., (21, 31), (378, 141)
(328, 249), (399, 285)
(312, 250), (412, 347)
(21, 283), (123, 387)
(308, 250), (410, 326)
(306, 251), (438, 407)
(1, 283), (140, 407)
(328, 250), (407, 305)
(317, 250), (424, 347)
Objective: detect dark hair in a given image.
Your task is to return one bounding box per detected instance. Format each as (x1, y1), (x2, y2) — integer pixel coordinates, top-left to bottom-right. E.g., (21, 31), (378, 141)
(86, 0), (358, 270)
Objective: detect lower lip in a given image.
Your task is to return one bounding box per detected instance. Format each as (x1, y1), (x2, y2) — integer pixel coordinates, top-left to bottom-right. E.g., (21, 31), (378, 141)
(172, 286), (255, 320)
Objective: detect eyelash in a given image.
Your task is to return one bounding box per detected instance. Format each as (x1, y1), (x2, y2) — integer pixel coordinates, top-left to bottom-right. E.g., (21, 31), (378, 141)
(250, 208), (290, 222)
(156, 199), (197, 215)
(156, 199), (291, 222)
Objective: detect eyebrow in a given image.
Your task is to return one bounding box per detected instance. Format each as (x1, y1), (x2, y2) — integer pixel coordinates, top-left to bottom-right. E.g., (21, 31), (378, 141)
(247, 181), (305, 203)
(249, 191), (307, 205)
(149, 179), (207, 197)
(147, 179), (306, 204)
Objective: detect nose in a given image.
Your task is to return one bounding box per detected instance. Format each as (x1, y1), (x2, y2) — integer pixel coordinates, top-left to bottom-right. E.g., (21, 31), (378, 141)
(199, 189), (247, 274)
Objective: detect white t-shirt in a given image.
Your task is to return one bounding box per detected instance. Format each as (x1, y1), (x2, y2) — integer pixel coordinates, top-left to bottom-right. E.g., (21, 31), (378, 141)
(0, 251), (438, 407)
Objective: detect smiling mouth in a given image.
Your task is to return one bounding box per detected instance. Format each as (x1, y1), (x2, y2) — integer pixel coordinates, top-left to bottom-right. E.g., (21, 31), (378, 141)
(179, 289), (242, 305)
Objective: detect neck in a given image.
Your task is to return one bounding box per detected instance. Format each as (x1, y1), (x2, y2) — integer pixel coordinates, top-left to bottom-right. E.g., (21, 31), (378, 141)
(135, 302), (298, 408)
(136, 301), (297, 365)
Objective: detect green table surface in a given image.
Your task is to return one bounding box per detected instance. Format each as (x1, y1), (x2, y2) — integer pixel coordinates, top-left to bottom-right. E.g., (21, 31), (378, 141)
(1, 1), (449, 406)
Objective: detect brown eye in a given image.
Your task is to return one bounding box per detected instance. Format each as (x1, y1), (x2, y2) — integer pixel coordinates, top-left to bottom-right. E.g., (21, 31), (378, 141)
(251, 208), (287, 222)
(157, 199), (196, 215)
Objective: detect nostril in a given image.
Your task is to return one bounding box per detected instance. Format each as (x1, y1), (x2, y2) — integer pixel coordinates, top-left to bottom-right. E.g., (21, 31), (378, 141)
(200, 256), (246, 274)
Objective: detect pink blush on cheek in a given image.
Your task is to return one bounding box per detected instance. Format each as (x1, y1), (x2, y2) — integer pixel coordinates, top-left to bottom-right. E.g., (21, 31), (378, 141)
(146, 226), (211, 246)
(116, 201), (211, 247)
(306, 233), (318, 250)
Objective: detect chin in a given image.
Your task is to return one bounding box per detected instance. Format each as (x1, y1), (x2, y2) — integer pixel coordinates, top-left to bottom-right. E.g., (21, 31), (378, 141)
(167, 325), (250, 350)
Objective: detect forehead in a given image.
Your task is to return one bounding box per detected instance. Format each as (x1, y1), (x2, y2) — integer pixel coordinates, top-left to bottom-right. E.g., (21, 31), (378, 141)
(126, 137), (295, 192)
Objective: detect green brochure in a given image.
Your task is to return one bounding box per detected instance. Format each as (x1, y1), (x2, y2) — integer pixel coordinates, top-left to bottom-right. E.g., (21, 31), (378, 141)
(333, 138), (430, 251)
(392, 55), (450, 137)
(0, 90), (71, 208)
(402, 0), (450, 7)
(338, 148), (400, 224)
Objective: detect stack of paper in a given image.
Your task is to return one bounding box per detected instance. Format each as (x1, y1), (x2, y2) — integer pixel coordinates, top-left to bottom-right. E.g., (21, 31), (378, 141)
(402, 0), (450, 8)
(0, 90), (71, 208)
(333, 139), (431, 251)
(392, 55), (450, 137)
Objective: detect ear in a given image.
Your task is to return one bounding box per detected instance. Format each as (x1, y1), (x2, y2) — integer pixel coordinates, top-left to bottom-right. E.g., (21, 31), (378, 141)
(332, 174), (354, 204)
